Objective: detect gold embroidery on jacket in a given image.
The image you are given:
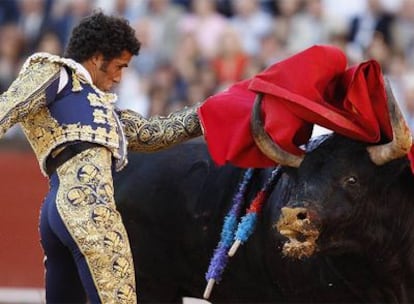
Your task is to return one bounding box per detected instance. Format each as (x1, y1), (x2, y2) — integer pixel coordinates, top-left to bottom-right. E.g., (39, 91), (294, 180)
(0, 52), (118, 140)
(71, 72), (83, 92)
(10, 53), (124, 176)
(93, 109), (108, 124)
(20, 106), (121, 176)
(88, 93), (104, 107)
(55, 147), (136, 304)
(118, 104), (202, 152)
(0, 58), (60, 138)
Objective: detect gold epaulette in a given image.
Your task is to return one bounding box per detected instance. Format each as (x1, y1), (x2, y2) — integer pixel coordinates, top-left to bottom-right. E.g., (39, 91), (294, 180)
(0, 53), (61, 138)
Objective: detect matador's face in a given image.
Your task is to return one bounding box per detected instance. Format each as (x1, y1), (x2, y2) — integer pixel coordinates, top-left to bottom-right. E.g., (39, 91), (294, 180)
(90, 50), (133, 92)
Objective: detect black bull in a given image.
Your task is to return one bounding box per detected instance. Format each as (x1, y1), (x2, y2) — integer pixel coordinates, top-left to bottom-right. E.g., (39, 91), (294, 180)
(113, 135), (414, 303)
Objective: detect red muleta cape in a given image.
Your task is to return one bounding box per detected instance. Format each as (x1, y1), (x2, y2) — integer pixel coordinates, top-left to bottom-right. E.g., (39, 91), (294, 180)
(198, 45), (399, 168)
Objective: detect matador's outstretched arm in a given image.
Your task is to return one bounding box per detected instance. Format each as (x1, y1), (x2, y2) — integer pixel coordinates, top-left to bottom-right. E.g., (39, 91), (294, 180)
(117, 104), (203, 152)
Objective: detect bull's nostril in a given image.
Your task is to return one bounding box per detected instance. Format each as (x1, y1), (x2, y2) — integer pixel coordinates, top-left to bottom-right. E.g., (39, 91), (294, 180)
(297, 212), (307, 220)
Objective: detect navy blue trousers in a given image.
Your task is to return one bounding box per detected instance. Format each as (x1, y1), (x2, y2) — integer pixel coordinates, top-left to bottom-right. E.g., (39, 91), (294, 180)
(39, 173), (100, 303)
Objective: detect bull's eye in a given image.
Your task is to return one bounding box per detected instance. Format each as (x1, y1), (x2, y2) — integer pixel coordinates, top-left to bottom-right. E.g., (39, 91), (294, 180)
(345, 176), (358, 185)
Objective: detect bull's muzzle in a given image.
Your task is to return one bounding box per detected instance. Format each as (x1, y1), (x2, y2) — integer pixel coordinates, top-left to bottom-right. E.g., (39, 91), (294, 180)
(276, 207), (320, 259)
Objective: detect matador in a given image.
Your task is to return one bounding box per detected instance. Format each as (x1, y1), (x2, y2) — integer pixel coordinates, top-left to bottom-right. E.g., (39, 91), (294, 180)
(0, 12), (202, 303)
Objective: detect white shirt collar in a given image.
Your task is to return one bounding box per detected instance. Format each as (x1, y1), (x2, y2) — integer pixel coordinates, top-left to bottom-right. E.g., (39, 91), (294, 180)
(67, 58), (93, 84)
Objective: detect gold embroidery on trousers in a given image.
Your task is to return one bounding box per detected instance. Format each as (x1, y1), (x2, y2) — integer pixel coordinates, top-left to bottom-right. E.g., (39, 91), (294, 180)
(55, 147), (137, 304)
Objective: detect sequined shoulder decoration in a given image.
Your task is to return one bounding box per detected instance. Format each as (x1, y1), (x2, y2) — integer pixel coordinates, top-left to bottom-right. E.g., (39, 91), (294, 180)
(0, 53), (61, 138)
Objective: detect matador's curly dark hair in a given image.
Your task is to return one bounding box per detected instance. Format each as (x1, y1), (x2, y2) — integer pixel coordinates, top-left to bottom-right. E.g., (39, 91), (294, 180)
(64, 11), (141, 62)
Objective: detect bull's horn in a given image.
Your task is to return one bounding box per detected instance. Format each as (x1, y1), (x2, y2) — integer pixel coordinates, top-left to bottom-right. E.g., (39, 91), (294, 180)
(251, 93), (304, 167)
(367, 78), (413, 165)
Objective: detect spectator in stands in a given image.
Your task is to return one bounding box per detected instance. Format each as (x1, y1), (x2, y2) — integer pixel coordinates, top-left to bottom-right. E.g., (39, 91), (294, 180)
(178, 0), (228, 59)
(271, 0), (302, 53)
(0, 23), (25, 91)
(36, 29), (63, 55)
(212, 25), (250, 89)
(17, 0), (50, 53)
(49, 0), (93, 47)
(229, 0), (273, 56)
(391, 0), (414, 66)
(400, 72), (414, 133)
(138, 0), (184, 62)
(0, 0), (19, 26)
(347, 0), (394, 52)
(285, 0), (340, 53)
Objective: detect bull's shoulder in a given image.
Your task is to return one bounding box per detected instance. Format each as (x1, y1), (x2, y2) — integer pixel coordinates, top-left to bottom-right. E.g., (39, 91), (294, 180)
(114, 140), (217, 203)
(118, 140), (213, 183)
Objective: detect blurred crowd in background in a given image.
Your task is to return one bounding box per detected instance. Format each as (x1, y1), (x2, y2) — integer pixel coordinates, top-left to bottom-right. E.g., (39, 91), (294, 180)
(1, 0), (414, 143)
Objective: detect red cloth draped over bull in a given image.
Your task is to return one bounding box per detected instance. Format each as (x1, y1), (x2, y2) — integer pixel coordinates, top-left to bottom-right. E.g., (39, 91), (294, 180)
(198, 45), (405, 168)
